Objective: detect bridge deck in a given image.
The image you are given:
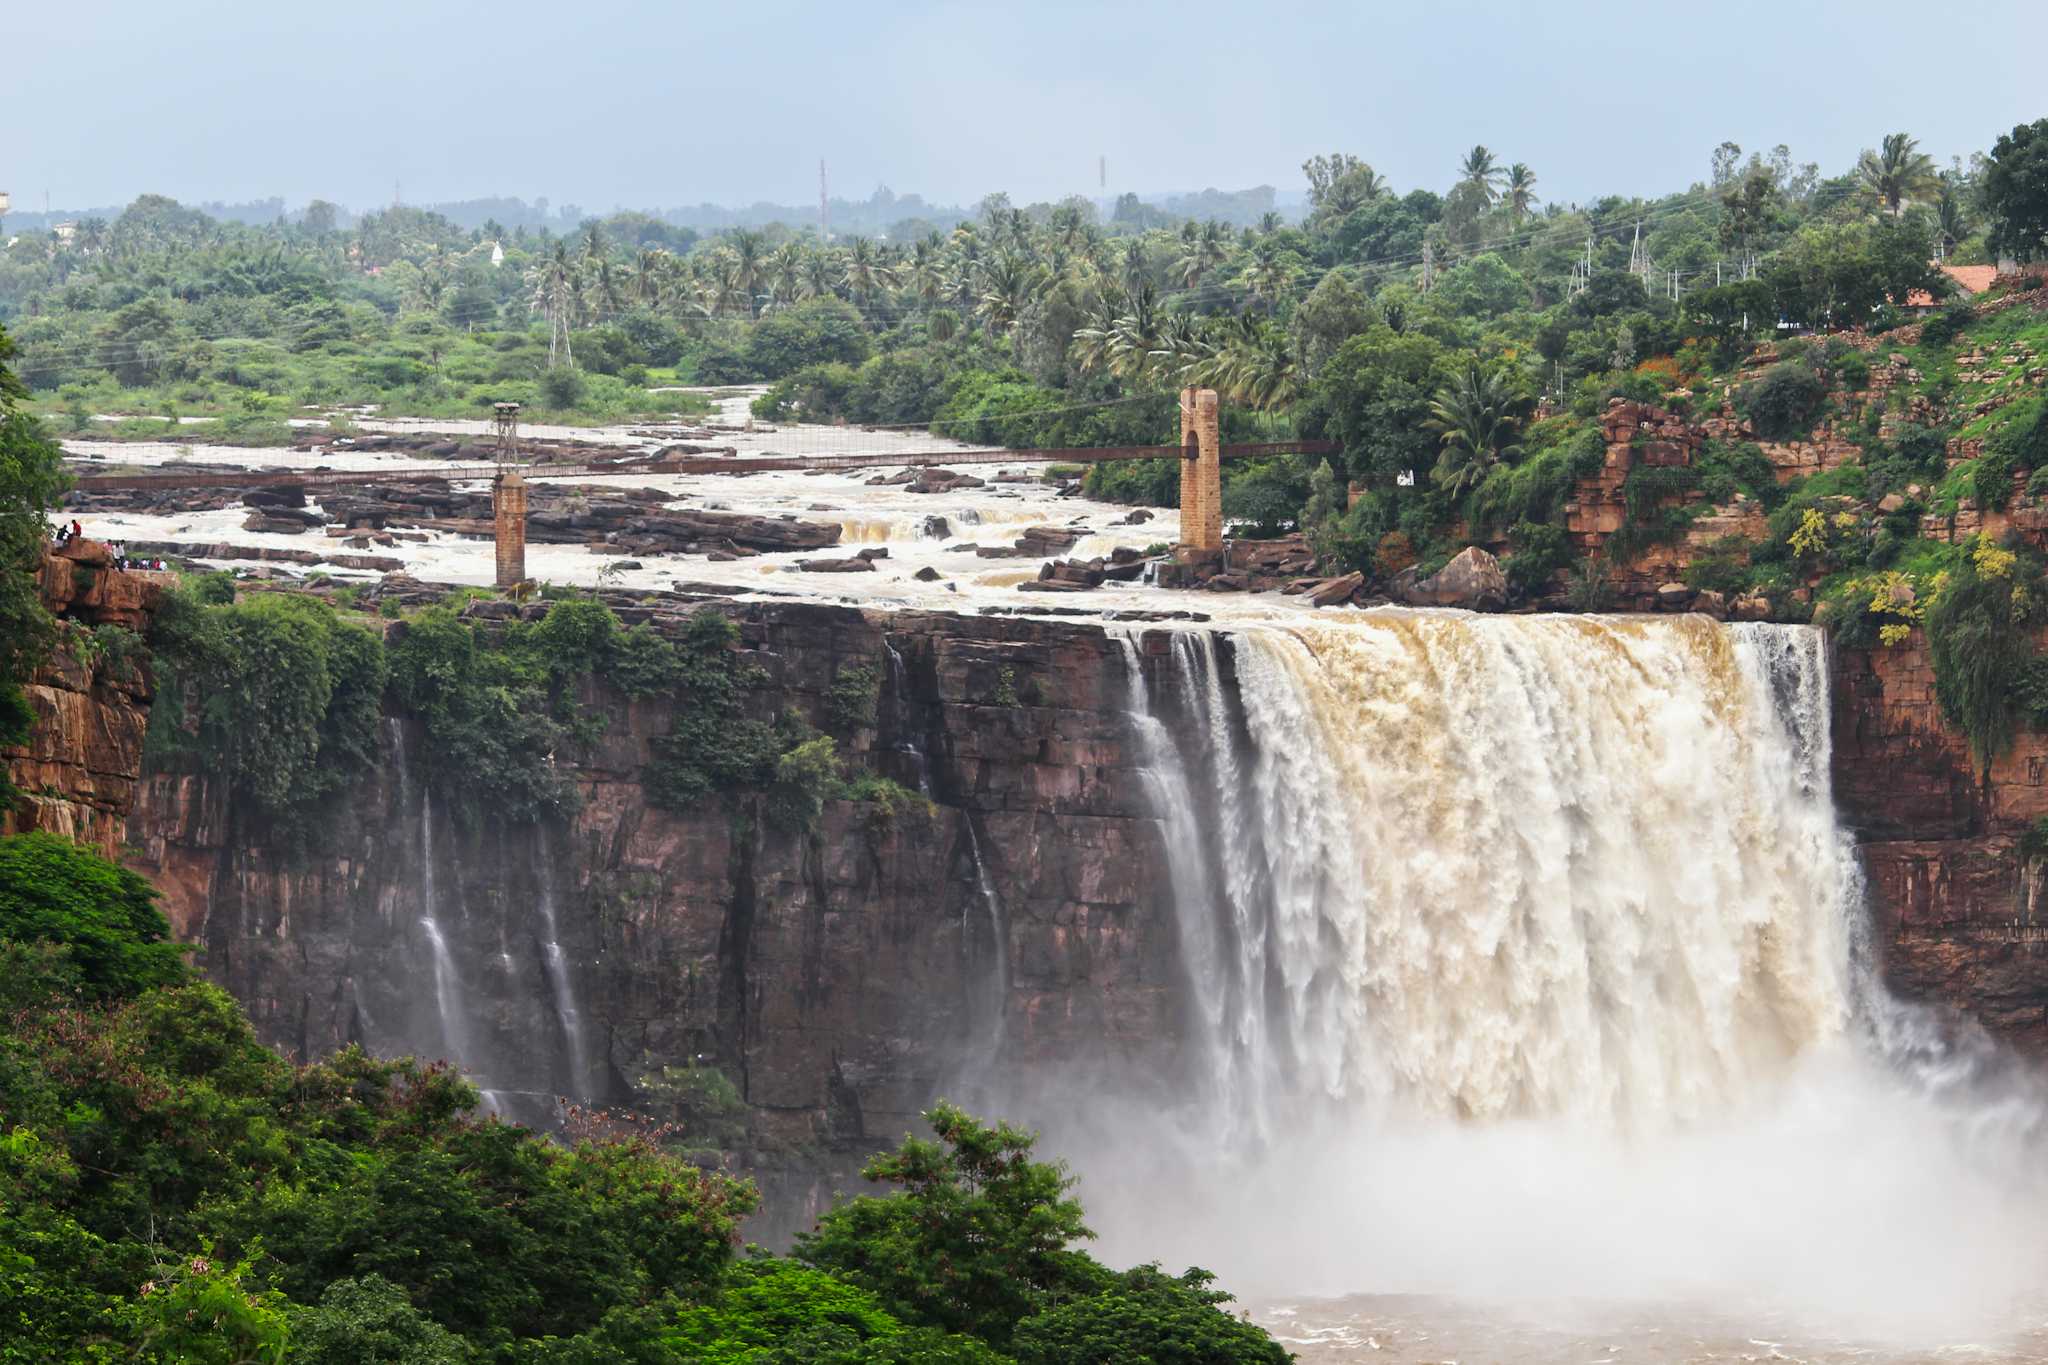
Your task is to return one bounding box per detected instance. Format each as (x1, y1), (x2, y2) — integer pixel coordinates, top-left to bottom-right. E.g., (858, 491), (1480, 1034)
(66, 440), (1337, 494)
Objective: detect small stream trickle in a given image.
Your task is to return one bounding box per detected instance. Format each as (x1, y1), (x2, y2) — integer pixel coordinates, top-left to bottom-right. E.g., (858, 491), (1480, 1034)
(534, 826), (591, 1100)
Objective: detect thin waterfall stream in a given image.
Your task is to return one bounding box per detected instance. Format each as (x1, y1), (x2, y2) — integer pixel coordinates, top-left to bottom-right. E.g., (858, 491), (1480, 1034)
(533, 826), (590, 1101)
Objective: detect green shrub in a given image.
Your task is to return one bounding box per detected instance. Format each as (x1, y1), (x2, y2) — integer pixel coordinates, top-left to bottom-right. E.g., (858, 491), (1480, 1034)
(288, 1275), (470, 1365)
(1990, 396), (2048, 472)
(0, 832), (190, 999)
(1012, 1265), (1291, 1365)
(1693, 440), (1778, 506)
(1920, 302), (1975, 348)
(1739, 361), (1828, 440)
(1925, 539), (2045, 766)
(537, 366), (585, 409)
(828, 664), (882, 732)
(1503, 521), (1572, 596)
(1975, 448), (2018, 510)
(1566, 559), (1614, 612)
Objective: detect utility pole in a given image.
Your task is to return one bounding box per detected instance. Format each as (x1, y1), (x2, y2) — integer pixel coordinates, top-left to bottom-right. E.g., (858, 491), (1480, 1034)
(1568, 230), (1593, 298)
(1421, 240), (1434, 294)
(1099, 155), (1106, 191)
(819, 160), (829, 242)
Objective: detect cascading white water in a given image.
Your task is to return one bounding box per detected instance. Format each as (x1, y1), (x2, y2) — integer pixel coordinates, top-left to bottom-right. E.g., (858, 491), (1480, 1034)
(533, 827), (591, 1100)
(1169, 614), (1857, 1128)
(962, 818), (1011, 1057)
(417, 802), (472, 1069)
(1086, 612), (2048, 1342)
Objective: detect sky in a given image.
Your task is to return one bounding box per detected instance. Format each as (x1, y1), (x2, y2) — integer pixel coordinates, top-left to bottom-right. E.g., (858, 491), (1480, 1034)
(10, 0), (2048, 217)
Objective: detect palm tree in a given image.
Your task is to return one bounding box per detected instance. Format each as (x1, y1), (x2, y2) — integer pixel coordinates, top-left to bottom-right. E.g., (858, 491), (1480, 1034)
(1458, 146), (1505, 203)
(727, 229), (768, 316)
(905, 235), (945, 308)
(1120, 238), (1149, 290)
(1106, 283), (1165, 382)
(766, 243), (805, 306)
(582, 258), (624, 321)
(1240, 241), (1293, 311)
(1049, 202), (1087, 251)
(1935, 180), (1970, 260)
(702, 250), (747, 318)
(975, 252), (1042, 337)
(1150, 311), (1217, 385)
(799, 251), (838, 301)
(1220, 324), (1299, 411)
(1504, 164), (1540, 224)
(1425, 363), (1529, 496)
(1070, 288), (1127, 377)
(1857, 133), (1940, 215)
(840, 237), (897, 311)
(1257, 211), (1284, 236)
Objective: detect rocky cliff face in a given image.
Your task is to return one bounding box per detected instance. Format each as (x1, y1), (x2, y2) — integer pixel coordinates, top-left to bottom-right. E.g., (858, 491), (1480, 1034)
(1833, 632), (2048, 1048)
(15, 547), (2048, 1221)
(1, 545), (169, 857)
(121, 600), (1187, 1237)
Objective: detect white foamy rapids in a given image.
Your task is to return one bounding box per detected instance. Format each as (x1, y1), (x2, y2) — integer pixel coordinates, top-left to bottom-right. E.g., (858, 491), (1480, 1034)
(1067, 612), (2048, 1344)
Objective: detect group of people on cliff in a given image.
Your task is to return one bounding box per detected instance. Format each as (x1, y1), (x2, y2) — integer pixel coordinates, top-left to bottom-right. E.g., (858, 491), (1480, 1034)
(50, 520), (166, 572)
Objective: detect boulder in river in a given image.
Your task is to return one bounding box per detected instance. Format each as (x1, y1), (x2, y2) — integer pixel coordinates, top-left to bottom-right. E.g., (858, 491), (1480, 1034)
(1400, 547), (1507, 612)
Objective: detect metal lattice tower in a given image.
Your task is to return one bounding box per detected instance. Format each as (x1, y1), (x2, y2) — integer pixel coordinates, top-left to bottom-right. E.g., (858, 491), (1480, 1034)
(492, 402), (522, 472)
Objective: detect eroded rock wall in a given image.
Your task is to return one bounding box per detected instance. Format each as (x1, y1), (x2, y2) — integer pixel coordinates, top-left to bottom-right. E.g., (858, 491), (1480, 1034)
(1833, 632), (2048, 1047)
(121, 600), (1186, 1237)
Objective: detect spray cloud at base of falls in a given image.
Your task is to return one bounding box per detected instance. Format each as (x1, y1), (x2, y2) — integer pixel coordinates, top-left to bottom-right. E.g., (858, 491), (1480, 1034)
(1047, 613), (2048, 1343)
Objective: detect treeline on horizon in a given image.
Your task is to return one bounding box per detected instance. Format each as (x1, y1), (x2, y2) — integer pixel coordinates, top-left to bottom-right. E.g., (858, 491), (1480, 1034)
(0, 182), (1287, 240)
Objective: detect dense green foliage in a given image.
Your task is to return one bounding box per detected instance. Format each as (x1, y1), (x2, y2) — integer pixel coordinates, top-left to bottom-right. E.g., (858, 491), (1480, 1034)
(0, 837), (1289, 1360)
(1985, 119), (2048, 264)
(0, 326), (65, 803)
(142, 586), (927, 839)
(0, 832), (188, 998)
(147, 588), (387, 838)
(1924, 538), (2046, 768)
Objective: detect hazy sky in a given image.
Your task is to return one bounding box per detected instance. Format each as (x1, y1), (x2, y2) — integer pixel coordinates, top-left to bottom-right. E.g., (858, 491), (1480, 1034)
(12, 0), (2047, 215)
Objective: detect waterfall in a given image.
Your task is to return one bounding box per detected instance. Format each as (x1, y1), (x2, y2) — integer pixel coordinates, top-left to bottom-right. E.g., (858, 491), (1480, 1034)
(533, 827), (591, 1101)
(880, 639), (932, 796)
(1085, 611), (2048, 1331)
(388, 716), (472, 1070)
(1122, 613), (1857, 1130)
(962, 818), (1009, 1057)
(416, 789), (473, 1069)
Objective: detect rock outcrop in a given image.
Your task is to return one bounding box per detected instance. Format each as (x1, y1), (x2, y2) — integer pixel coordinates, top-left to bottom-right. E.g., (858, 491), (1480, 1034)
(1833, 630), (2048, 1049)
(1398, 546), (1508, 611)
(3, 546), (165, 856)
